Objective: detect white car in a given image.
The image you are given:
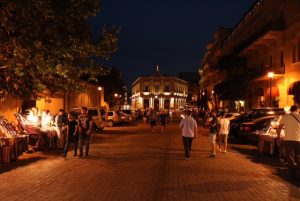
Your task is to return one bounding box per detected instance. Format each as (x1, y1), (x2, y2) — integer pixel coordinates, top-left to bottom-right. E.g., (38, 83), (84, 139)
(107, 111), (133, 127)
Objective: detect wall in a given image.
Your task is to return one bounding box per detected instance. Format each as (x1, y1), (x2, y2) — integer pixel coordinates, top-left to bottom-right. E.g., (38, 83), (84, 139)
(0, 96), (22, 122)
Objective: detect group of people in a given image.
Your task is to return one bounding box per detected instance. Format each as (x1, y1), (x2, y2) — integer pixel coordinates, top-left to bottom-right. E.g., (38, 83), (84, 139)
(144, 108), (169, 134)
(55, 107), (94, 159)
(180, 105), (300, 181)
(179, 109), (230, 160)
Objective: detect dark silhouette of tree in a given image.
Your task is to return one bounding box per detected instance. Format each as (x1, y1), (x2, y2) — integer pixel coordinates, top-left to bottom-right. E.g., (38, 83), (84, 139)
(0, 0), (119, 101)
(97, 68), (126, 107)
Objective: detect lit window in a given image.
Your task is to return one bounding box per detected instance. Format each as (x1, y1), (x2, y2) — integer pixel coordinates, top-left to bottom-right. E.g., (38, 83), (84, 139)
(144, 85), (149, 92)
(164, 85), (170, 92)
(154, 85), (160, 93)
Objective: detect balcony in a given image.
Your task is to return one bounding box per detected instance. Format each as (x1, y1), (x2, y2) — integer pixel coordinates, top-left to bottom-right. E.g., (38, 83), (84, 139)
(237, 21), (285, 55)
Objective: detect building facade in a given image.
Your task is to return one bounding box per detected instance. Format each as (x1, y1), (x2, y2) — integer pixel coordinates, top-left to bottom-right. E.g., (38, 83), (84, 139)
(0, 82), (106, 122)
(200, 0), (300, 112)
(132, 68), (188, 111)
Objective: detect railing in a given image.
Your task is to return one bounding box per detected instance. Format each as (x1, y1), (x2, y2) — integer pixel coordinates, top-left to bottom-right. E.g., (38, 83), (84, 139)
(234, 21), (285, 53)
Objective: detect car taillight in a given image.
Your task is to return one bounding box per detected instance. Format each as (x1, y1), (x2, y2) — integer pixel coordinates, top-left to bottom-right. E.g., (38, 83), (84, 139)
(241, 126), (252, 132)
(231, 122), (237, 127)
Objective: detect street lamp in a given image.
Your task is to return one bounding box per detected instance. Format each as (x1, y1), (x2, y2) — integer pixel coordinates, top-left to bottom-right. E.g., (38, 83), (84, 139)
(98, 86), (102, 91)
(268, 72), (274, 107)
(114, 93), (118, 97)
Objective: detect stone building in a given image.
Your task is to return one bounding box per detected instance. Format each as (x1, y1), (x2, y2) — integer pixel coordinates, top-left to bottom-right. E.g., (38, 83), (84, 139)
(131, 67), (188, 111)
(200, 0), (300, 112)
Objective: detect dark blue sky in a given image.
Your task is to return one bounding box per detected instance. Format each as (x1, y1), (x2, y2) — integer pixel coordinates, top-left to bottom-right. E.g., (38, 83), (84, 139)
(89, 0), (255, 88)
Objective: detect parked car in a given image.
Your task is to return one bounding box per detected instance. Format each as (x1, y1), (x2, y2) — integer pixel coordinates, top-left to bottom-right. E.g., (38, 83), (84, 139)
(121, 109), (135, 120)
(71, 107), (107, 131)
(225, 113), (240, 120)
(230, 108), (285, 136)
(239, 116), (276, 139)
(107, 111), (133, 127)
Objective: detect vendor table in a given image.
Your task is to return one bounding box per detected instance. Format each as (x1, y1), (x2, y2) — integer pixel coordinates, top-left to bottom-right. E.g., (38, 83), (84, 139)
(257, 134), (277, 155)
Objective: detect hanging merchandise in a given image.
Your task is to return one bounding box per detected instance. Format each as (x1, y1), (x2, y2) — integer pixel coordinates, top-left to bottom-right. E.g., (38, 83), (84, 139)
(15, 110), (61, 151)
(0, 115), (29, 166)
(257, 115), (285, 156)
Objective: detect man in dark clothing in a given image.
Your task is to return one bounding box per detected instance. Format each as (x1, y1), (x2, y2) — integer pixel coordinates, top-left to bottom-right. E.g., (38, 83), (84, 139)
(159, 109), (168, 134)
(63, 113), (79, 158)
(78, 107), (93, 157)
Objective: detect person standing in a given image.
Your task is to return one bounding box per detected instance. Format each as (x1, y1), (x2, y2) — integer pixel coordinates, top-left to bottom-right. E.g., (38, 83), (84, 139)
(149, 109), (157, 134)
(277, 105), (300, 180)
(218, 111), (230, 153)
(209, 110), (218, 157)
(159, 109), (168, 134)
(63, 113), (79, 158)
(55, 109), (68, 149)
(179, 110), (198, 160)
(78, 107), (94, 157)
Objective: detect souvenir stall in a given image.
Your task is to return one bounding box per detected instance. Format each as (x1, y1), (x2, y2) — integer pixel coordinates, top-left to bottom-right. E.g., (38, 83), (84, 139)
(15, 109), (60, 152)
(0, 116), (28, 165)
(257, 116), (285, 156)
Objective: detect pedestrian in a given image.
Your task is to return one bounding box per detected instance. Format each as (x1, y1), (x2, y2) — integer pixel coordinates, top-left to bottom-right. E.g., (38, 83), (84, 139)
(179, 110), (197, 160)
(143, 109), (148, 123)
(159, 109), (168, 134)
(55, 109), (68, 149)
(149, 109), (157, 134)
(78, 107), (94, 157)
(63, 113), (79, 159)
(277, 105), (300, 180)
(218, 111), (230, 153)
(209, 110), (218, 157)
(204, 110), (210, 128)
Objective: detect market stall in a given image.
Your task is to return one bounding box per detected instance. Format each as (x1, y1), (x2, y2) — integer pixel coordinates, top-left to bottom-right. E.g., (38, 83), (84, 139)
(0, 116), (28, 165)
(257, 116), (285, 157)
(15, 110), (62, 151)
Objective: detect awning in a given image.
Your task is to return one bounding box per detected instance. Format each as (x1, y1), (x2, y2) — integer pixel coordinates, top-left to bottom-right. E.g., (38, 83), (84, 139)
(265, 86), (279, 97)
(288, 81), (300, 95)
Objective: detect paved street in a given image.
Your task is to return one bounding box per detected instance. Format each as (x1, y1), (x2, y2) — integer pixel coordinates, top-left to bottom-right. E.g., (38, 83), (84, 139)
(1, 120), (300, 201)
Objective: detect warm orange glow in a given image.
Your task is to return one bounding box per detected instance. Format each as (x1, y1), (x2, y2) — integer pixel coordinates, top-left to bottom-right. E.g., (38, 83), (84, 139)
(268, 72), (274, 78)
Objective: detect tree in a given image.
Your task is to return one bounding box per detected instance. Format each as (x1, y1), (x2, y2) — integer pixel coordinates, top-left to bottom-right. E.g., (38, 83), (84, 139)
(0, 0), (119, 101)
(97, 67), (126, 107)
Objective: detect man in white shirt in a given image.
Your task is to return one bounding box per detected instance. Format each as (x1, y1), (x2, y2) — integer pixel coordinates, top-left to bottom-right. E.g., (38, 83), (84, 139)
(218, 112), (230, 153)
(179, 110), (198, 160)
(277, 105), (300, 180)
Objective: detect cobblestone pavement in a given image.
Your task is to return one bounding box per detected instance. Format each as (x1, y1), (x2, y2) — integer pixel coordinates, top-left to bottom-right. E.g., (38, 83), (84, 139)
(1, 120), (300, 201)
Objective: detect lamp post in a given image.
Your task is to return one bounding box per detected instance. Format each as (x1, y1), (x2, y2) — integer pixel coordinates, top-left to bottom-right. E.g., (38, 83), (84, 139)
(268, 72), (274, 107)
(98, 86), (102, 107)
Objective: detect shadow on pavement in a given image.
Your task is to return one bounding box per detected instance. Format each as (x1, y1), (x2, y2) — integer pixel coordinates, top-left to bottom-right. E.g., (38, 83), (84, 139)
(0, 157), (45, 174)
(229, 137), (300, 187)
(99, 130), (140, 135)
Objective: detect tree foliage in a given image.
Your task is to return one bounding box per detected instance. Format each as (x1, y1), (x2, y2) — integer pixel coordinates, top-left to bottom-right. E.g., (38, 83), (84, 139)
(0, 0), (119, 101)
(97, 67), (126, 107)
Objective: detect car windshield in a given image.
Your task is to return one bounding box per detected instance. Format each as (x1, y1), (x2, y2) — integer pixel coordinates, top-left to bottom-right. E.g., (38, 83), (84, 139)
(252, 116), (275, 123)
(238, 110), (254, 119)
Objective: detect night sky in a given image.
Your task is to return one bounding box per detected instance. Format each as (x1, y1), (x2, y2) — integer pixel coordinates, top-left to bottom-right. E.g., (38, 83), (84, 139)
(89, 0), (255, 88)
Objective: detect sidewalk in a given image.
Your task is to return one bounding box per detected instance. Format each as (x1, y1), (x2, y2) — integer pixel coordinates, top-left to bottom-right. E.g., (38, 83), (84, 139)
(0, 120), (299, 201)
